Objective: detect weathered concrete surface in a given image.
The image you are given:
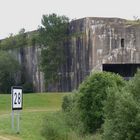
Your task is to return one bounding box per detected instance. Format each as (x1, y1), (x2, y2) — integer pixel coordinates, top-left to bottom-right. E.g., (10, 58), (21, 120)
(8, 17), (140, 92)
(20, 46), (45, 92)
(68, 17), (140, 90)
(9, 46), (45, 92)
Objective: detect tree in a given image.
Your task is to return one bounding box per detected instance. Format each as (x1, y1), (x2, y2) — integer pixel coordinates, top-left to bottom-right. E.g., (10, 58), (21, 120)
(39, 13), (69, 86)
(15, 28), (27, 48)
(0, 34), (16, 50)
(78, 72), (125, 133)
(0, 28), (27, 50)
(0, 51), (20, 93)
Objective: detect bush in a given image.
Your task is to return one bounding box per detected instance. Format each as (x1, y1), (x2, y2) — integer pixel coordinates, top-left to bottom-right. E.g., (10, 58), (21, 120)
(62, 95), (74, 112)
(103, 89), (140, 140)
(103, 70), (140, 140)
(41, 111), (100, 140)
(127, 69), (140, 101)
(41, 112), (70, 140)
(78, 72), (125, 133)
(62, 93), (85, 134)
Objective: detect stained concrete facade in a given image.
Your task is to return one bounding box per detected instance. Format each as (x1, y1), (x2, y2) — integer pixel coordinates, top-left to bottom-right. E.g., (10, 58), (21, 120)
(9, 17), (140, 92)
(68, 17), (140, 90)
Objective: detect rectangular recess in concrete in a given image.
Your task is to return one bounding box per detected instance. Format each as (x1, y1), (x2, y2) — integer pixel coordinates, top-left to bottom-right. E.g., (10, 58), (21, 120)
(103, 63), (140, 79)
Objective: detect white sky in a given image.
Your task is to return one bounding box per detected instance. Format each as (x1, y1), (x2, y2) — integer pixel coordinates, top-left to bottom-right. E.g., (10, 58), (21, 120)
(0, 0), (140, 39)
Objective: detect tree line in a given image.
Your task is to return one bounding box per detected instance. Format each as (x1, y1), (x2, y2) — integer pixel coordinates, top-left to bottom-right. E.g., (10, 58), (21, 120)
(0, 13), (69, 93)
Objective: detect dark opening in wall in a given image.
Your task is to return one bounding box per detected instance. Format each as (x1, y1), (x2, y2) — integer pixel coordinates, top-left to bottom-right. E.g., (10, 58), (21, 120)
(121, 38), (124, 48)
(103, 63), (140, 80)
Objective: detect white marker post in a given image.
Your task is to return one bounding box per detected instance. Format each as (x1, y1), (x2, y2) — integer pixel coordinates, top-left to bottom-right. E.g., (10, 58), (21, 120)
(11, 86), (23, 134)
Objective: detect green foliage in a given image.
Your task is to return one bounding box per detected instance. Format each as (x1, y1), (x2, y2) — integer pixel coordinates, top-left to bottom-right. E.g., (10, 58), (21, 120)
(39, 13), (69, 86)
(0, 29), (39, 50)
(62, 94), (76, 112)
(0, 51), (20, 93)
(127, 69), (140, 100)
(103, 89), (140, 140)
(0, 30), (27, 50)
(27, 31), (40, 46)
(22, 82), (33, 93)
(78, 72), (125, 133)
(0, 35), (16, 50)
(41, 112), (70, 140)
(61, 72), (125, 135)
(41, 111), (101, 140)
(15, 28), (27, 48)
(62, 93), (84, 134)
(103, 70), (140, 140)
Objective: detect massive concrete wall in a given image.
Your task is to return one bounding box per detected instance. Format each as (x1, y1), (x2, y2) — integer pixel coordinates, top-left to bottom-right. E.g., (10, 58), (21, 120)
(8, 17), (140, 92)
(20, 46), (45, 92)
(9, 46), (45, 92)
(69, 17), (140, 90)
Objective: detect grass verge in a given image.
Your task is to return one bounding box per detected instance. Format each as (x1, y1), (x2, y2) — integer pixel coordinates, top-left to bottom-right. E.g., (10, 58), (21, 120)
(0, 93), (67, 140)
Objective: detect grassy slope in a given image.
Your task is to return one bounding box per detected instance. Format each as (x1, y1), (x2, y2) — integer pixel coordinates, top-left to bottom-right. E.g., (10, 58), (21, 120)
(0, 93), (67, 111)
(0, 93), (68, 140)
(0, 93), (101, 140)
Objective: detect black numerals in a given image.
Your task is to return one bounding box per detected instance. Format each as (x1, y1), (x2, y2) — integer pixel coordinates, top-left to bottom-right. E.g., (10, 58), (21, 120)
(14, 92), (17, 104)
(14, 92), (21, 105)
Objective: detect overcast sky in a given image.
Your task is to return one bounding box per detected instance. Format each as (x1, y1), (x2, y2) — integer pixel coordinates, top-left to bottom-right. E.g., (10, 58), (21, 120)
(0, 0), (140, 39)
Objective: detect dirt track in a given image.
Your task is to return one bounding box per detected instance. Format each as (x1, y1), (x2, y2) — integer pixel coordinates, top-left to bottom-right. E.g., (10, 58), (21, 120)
(0, 136), (10, 140)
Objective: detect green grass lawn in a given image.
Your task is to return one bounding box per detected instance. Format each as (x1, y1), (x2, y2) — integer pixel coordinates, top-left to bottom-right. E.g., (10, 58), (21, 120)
(0, 93), (101, 140)
(0, 93), (68, 140)
(0, 93), (67, 112)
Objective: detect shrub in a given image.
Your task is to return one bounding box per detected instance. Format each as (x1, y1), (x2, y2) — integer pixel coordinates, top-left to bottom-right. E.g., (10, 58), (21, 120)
(41, 111), (99, 140)
(103, 89), (140, 140)
(78, 72), (125, 133)
(62, 93), (85, 134)
(103, 70), (140, 140)
(41, 112), (70, 140)
(62, 95), (75, 112)
(127, 69), (140, 101)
